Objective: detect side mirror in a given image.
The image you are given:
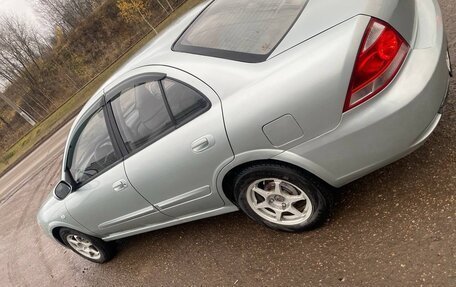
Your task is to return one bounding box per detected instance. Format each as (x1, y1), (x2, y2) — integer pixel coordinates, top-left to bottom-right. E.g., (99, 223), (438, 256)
(54, 181), (72, 200)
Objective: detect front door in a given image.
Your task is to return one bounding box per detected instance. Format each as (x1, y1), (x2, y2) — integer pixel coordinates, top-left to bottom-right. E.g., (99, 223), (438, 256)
(64, 106), (170, 236)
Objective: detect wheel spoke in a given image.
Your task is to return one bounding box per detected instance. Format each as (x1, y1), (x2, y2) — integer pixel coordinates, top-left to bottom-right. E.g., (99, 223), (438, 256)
(275, 210), (283, 222)
(255, 201), (269, 209)
(288, 206), (303, 217)
(81, 249), (91, 257)
(286, 194), (306, 204)
(88, 249), (95, 256)
(274, 180), (282, 194)
(68, 238), (79, 246)
(252, 186), (269, 199)
(82, 241), (92, 247)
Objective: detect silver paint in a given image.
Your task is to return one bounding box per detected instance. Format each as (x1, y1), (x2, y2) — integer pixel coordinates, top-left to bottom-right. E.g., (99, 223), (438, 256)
(37, 0), (450, 245)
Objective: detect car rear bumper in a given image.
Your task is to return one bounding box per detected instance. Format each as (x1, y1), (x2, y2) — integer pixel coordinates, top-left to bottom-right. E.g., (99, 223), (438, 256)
(274, 0), (451, 187)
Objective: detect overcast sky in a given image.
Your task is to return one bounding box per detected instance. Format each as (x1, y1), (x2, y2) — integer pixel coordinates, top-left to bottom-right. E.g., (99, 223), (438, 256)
(0, 0), (46, 30)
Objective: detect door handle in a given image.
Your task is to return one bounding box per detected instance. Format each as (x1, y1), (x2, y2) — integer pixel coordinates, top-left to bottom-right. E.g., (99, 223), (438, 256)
(113, 180), (128, 192)
(191, 135), (215, 153)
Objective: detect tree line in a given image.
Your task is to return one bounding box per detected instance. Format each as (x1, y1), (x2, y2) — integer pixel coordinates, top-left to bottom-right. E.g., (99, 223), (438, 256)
(0, 0), (186, 155)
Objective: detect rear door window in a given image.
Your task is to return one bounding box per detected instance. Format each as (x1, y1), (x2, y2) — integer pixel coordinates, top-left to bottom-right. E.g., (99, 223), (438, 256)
(111, 81), (174, 151)
(109, 77), (211, 154)
(162, 79), (210, 124)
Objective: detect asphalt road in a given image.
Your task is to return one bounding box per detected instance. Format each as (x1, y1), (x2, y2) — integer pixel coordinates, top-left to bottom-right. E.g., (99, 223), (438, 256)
(1, 2), (455, 286)
(0, 119), (74, 205)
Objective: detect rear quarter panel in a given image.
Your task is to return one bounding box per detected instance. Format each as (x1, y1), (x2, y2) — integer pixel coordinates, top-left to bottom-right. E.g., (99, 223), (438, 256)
(221, 16), (370, 156)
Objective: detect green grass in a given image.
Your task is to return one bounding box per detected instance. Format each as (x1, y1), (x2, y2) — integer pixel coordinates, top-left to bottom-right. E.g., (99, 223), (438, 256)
(0, 0), (203, 175)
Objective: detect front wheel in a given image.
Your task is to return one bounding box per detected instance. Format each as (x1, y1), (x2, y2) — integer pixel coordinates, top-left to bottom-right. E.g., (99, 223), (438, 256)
(59, 228), (115, 263)
(234, 164), (332, 232)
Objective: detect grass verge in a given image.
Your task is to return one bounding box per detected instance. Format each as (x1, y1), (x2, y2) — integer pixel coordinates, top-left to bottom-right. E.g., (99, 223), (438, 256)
(0, 0), (203, 176)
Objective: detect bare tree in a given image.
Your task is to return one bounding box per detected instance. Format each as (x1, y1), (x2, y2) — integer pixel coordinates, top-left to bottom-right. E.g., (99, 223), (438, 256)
(0, 15), (56, 114)
(156, 0), (170, 15)
(0, 114), (11, 130)
(163, 0), (174, 12)
(36, 0), (102, 33)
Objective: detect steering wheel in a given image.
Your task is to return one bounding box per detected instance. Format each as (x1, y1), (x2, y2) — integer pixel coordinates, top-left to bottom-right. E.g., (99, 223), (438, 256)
(93, 139), (114, 167)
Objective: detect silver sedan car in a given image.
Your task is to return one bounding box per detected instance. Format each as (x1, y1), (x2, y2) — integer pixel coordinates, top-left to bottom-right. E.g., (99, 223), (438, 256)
(37, 0), (452, 263)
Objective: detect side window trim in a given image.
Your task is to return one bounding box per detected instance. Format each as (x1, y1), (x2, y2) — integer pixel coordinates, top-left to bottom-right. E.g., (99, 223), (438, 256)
(65, 98), (105, 173)
(158, 80), (178, 126)
(105, 103), (129, 157)
(103, 106), (125, 159)
(65, 98), (125, 189)
(104, 73), (166, 102)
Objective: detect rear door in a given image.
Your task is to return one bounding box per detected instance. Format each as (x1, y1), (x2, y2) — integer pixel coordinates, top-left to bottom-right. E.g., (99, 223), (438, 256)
(104, 66), (234, 218)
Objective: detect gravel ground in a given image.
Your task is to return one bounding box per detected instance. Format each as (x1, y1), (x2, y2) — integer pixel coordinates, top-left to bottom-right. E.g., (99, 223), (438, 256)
(0, 1), (455, 286)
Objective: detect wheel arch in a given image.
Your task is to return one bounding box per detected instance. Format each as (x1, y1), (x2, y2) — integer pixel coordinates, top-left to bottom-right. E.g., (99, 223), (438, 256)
(221, 158), (332, 204)
(48, 222), (99, 247)
(51, 227), (67, 247)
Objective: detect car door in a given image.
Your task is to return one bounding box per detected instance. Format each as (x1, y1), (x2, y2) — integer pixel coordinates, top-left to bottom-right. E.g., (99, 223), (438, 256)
(64, 99), (171, 237)
(105, 66), (234, 218)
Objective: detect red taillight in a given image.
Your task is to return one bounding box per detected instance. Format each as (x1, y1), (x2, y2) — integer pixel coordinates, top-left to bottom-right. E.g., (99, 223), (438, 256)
(344, 19), (409, 112)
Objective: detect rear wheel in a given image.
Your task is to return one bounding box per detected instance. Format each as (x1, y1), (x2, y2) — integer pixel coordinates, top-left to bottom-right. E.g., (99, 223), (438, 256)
(59, 228), (115, 263)
(234, 164), (332, 232)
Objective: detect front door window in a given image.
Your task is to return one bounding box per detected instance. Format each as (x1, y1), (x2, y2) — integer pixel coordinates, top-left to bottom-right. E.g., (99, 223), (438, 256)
(68, 109), (119, 185)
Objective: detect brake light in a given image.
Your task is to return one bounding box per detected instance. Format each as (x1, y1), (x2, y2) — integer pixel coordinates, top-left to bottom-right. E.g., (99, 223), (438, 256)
(344, 19), (409, 112)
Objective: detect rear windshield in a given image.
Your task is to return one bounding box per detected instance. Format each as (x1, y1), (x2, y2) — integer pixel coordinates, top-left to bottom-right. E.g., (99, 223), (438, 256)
(173, 0), (308, 63)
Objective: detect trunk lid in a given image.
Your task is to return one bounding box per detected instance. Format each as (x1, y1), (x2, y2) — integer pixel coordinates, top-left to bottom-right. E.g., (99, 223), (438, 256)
(271, 0), (416, 58)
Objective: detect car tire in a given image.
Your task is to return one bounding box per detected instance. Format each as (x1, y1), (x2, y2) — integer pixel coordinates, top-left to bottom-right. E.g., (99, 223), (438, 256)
(59, 228), (115, 263)
(233, 163), (332, 232)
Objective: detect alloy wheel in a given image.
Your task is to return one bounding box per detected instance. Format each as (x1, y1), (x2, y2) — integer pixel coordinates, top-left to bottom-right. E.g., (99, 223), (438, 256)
(66, 234), (101, 260)
(246, 178), (313, 226)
